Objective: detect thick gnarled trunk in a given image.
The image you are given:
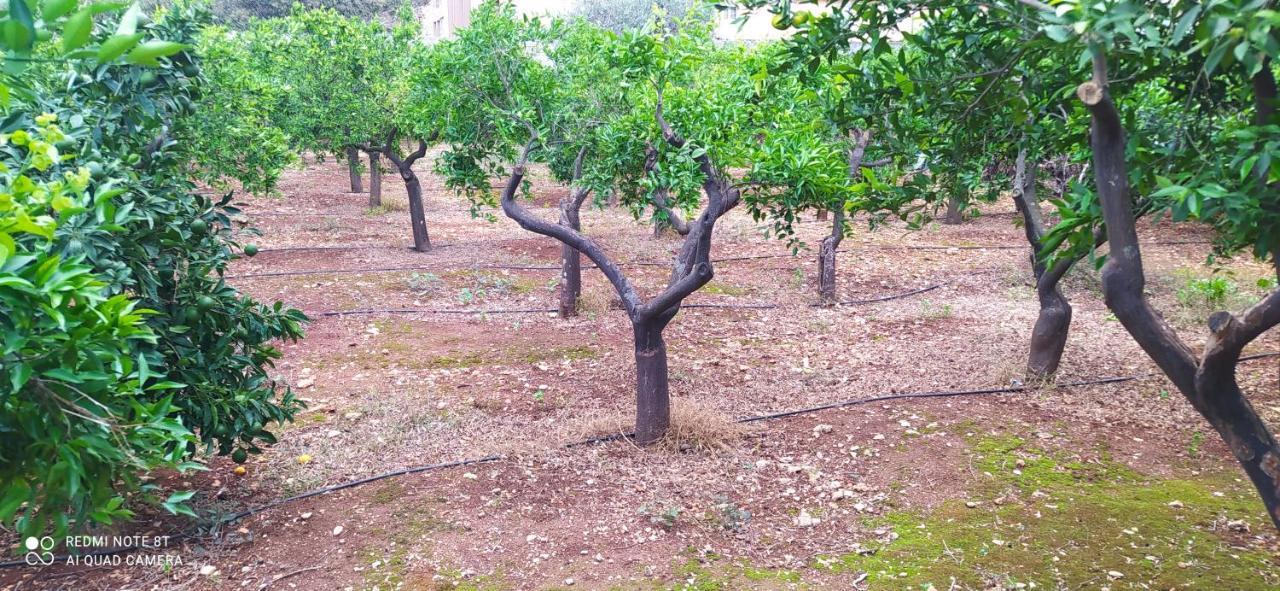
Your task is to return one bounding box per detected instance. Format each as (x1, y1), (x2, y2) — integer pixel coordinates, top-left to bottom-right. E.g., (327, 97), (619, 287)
(1012, 146), (1073, 378)
(367, 151), (382, 207)
(558, 188), (588, 317)
(376, 136), (432, 252)
(402, 169), (430, 251)
(345, 146), (363, 193)
(1080, 51), (1280, 529)
(633, 320), (671, 445)
(1027, 281), (1071, 377)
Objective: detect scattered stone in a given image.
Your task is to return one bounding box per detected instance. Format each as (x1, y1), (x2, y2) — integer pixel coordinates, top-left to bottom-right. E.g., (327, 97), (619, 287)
(965, 501), (979, 508)
(199, 565), (218, 576)
(1107, 570), (1124, 580)
(332, 526), (344, 537)
(796, 509), (820, 527)
(301, 512), (313, 520)
(1167, 500), (1184, 509)
(296, 378), (314, 389)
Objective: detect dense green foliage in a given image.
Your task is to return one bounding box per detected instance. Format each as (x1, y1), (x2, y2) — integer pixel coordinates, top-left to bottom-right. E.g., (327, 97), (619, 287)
(1, 0), (304, 541)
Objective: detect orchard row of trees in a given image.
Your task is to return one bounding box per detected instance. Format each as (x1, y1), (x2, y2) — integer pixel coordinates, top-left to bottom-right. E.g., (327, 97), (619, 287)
(3, 0), (1278, 541)
(242, 0), (1280, 529)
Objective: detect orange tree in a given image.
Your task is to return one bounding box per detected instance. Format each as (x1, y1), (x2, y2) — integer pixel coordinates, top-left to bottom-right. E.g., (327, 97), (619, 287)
(431, 3), (857, 443)
(1, 1), (304, 541)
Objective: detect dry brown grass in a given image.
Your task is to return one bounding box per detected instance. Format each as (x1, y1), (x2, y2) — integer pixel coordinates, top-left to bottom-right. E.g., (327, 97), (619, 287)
(571, 398), (756, 453)
(575, 285), (613, 318)
(369, 192), (408, 214)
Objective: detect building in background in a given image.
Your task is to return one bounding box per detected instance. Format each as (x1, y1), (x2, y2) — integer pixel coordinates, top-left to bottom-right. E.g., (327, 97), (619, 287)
(419, 1), (791, 44)
(419, 0), (572, 42)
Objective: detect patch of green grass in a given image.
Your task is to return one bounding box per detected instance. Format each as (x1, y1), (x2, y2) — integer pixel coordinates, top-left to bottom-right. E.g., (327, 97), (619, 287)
(370, 481), (404, 505)
(428, 352), (491, 369)
(651, 557), (807, 590)
(815, 435), (1277, 589)
(701, 281), (750, 297)
(518, 344), (599, 364)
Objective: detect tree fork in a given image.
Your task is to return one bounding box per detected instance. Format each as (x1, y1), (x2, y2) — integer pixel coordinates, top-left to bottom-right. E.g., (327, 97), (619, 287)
(1012, 144), (1072, 378)
(1080, 50), (1280, 529)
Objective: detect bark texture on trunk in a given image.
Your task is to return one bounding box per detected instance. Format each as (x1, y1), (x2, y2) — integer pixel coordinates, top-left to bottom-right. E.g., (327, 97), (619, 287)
(345, 146), (363, 193)
(943, 194), (963, 224)
(633, 320), (671, 445)
(1081, 49), (1280, 529)
(403, 172), (430, 251)
(367, 150), (382, 207)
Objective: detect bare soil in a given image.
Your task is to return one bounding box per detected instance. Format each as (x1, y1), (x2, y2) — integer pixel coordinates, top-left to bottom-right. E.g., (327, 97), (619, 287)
(5, 157), (1279, 591)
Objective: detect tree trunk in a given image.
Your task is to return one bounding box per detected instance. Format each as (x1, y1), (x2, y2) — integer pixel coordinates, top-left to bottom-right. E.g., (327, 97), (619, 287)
(345, 146), (363, 193)
(817, 215), (841, 303)
(819, 130), (870, 304)
(1012, 147), (1073, 379)
(633, 320), (671, 446)
(558, 191), (584, 318)
(1197, 326), (1280, 531)
(401, 166), (430, 251)
(943, 194), (963, 224)
(368, 151), (382, 207)
(1027, 282), (1072, 377)
(1079, 51), (1280, 529)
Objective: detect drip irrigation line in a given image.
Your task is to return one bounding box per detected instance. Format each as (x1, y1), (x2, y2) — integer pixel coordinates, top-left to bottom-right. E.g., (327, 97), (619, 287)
(5, 352), (1278, 571)
(310, 281), (952, 317)
(318, 307), (557, 317)
(228, 239), (1211, 280)
(257, 245), (400, 253)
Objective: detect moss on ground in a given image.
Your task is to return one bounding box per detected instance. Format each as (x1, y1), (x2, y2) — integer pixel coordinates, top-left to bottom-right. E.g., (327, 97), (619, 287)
(700, 281), (751, 297)
(815, 434), (1278, 589)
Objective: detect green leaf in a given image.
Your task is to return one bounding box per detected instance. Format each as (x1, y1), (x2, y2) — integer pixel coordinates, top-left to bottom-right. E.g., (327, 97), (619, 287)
(41, 0), (77, 21)
(4, 0), (36, 52)
(1044, 25), (1071, 43)
(1171, 5), (1201, 45)
(114, 1), (139, 35)
(95, 31), (141, 62)
(61, 8), (92, 51)
(124, 39), (184, 65)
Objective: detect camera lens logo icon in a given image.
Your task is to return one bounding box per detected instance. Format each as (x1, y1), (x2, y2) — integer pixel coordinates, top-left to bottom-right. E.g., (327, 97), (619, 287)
(24, 537), (54, 566)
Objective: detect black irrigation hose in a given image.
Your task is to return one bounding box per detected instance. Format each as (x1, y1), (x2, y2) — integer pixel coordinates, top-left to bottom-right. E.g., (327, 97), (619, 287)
(311, 281), (951, 317)
(228, 239), (1211, 280)
(5, 351), (1278, 571)
(318, 307), (557, 317)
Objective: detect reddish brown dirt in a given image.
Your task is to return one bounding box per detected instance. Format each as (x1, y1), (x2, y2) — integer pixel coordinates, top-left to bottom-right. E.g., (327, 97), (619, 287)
(5, 157), (1279, 590)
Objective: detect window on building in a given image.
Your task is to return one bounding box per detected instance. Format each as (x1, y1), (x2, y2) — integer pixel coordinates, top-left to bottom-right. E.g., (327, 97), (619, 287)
(433, 18), (443, 38)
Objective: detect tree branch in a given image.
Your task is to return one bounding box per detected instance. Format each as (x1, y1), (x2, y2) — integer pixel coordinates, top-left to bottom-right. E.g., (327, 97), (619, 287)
(499, 144), (642, 318)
